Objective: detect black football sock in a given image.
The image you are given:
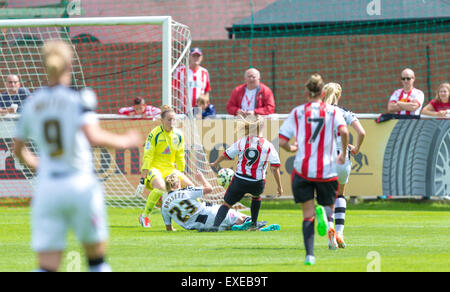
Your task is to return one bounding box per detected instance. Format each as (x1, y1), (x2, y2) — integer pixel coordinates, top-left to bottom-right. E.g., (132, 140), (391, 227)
(250, 197), (262, 227)
(213, 204), (230, 228)
(302, 218), (315, 256)
(88, 257), (112, 272)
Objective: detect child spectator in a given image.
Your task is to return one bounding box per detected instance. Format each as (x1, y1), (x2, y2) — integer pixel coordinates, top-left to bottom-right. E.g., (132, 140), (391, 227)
(196, 95), (216, 119)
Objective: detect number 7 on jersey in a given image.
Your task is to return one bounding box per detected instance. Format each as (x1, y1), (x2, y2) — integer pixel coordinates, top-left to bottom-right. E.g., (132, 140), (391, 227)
(306, 117), (324, 144)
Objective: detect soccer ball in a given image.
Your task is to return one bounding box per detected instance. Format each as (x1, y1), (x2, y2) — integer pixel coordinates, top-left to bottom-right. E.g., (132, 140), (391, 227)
(217, 168), (234, 188)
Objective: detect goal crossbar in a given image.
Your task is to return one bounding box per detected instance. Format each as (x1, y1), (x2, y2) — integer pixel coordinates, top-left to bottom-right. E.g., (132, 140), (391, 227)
(0, 16), (198, 209)
(0, 16), (173, 28)
(0, 16), (177, 106)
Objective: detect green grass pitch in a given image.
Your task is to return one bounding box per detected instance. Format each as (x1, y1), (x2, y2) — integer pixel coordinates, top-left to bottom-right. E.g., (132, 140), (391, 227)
(0, 200), (449, 272)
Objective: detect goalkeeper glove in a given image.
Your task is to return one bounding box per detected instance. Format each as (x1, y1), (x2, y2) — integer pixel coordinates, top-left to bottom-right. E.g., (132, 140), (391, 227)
(135, 178), (146, 197)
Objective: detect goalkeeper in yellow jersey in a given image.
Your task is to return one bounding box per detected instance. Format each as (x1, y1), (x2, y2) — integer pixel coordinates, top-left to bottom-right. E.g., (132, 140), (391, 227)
(135, 105), (194, 228)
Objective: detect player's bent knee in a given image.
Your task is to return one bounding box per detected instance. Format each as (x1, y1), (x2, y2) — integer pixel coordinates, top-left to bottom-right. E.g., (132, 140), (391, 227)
(222, 202), (232, 209)
(152, 177), (165, 191)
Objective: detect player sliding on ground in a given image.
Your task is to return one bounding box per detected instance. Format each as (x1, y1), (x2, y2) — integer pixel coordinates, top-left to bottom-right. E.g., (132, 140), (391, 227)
(322, 82), (366, 248)
(161, 171), (277, 231)
(135, 105), (194, 228)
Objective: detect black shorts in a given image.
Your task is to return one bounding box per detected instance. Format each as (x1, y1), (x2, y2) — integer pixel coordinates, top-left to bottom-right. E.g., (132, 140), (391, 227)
(223, 174), (265, 206)
(291, 172), (337, 206)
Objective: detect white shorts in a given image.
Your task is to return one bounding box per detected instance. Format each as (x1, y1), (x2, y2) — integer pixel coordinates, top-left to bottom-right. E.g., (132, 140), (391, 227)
(336, 160), (352, 185)
(31, 173), (108, 252)
(187, 205), (241, 231)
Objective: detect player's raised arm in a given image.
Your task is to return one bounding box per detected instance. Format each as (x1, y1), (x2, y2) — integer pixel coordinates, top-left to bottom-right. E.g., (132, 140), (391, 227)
(82, 123), (141, 150)
(195, 170), (213, 195)
(210, 154), (227, 169)
(79, 88), (142, 150)
(210, 139), (239, 169)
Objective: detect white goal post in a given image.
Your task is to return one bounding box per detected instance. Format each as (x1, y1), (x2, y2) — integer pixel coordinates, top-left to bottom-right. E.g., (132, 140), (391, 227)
(0, 16), (180, 107)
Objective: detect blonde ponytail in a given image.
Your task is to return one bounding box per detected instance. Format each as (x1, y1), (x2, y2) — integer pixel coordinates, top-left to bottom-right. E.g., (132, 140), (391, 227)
(42, 40), (73, 84)
(323, 82), (342, 105)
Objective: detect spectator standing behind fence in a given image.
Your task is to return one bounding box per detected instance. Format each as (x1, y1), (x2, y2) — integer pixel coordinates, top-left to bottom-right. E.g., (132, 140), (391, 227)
(118, 97), (161, 119)
(226, 68), (275, 117)
(387, 68), (424, 116)
(0, 74), (31, 115)
(421, 83), (450, 118)
(173, 47), (211, 111)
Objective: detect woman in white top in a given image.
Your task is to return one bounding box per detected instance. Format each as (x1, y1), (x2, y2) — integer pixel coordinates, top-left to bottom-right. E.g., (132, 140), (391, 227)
(13, 40), (141, 272)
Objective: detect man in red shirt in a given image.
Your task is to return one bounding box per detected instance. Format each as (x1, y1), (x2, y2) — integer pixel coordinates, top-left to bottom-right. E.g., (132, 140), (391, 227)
(226, 68), (275, 117)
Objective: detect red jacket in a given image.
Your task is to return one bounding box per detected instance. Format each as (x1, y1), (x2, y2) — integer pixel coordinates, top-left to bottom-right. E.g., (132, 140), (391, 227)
(226, 83), (275, 115)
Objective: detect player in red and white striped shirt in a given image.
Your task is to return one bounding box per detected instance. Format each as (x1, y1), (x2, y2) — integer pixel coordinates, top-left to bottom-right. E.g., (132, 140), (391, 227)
(279, 74), (349, 265)
(224, 135), (280, 182)
(173, 47), (211, 112)
(208, 115), (283, 231)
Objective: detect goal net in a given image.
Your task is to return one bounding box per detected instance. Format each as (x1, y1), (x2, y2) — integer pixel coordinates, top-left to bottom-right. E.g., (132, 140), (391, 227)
(0, 16), (229, 208)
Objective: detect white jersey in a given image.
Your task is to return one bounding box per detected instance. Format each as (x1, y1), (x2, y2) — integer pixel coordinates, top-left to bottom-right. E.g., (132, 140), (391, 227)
(173, 65), (211, 109)
(161, 187), (208, 230)
(161, 187), (241, 230)
(279, 101), (346, 181)
(388, 88), (424, 115)
(15, 86), (98, 177)
(15, 86), (106, 253)
(335, 106), (358, 160)
(224, 136), (281, 181)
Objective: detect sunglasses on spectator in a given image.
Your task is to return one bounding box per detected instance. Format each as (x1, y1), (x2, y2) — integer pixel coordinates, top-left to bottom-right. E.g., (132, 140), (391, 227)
(401, 77), (413, 81)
